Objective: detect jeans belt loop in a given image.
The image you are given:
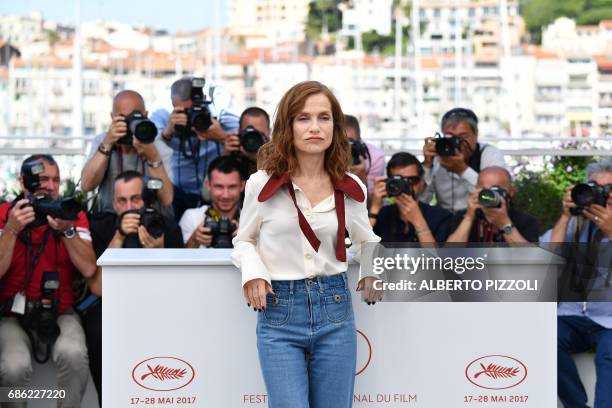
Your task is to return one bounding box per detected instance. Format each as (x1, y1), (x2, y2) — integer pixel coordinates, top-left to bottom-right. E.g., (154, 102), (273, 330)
(289, 280), (294, 295)
(341, 271), (348, 290)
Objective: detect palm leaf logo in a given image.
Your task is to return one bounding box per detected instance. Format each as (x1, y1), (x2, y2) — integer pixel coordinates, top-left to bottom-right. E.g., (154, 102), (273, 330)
(141, 364), (188, 381)
(474, 363), (520, 380)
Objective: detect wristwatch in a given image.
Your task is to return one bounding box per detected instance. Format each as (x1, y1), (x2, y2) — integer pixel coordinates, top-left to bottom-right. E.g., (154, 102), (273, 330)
(499, 223), (514, 234)
(147, 159), (163, 169)
(63, 226), (77, 239)
(97, 143), (112, 157)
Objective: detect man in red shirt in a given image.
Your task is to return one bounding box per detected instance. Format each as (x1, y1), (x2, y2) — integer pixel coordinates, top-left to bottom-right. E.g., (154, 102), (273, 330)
(0, 154), (96, 407)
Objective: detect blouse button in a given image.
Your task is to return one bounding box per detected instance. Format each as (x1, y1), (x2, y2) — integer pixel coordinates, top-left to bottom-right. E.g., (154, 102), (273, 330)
(305, 253), (313, 260)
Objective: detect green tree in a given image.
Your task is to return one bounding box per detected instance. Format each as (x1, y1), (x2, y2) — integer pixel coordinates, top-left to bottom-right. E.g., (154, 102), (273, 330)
(520, 0), (612, 44)
(306, 0), (343, 43)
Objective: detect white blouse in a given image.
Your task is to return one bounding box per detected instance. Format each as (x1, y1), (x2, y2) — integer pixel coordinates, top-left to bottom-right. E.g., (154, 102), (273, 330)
(231, 170), (381, 286)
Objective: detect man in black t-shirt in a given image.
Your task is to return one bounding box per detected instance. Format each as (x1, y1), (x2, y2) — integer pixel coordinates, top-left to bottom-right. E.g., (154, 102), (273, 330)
(373, 152), (452, 244)
(83, 170), (183, 405)
(446, 166), (539, 243)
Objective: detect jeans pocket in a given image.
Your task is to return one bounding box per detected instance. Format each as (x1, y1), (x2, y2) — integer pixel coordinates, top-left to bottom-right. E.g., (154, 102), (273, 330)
(323, 289), (350, 323)
(263, 294), (291, 326)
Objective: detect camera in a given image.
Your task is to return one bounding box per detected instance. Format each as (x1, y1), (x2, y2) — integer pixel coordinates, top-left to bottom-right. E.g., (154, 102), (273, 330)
(570, 182), (611, 215)
(386, 175), (413, 197)
(434, 133), (462, 157)
(349, 139), (368, 165)
(20, 161), (80, 227)
(239, 125), (265, 154)
(175, 77), (212, 138)
(120, 178), (165, 247)
(478, 186), (510, 208)
(26, 194), (80, 226)
(117, 110), (157, 145)
(204, 214), (236, 248)
(20, 272), (60, 362)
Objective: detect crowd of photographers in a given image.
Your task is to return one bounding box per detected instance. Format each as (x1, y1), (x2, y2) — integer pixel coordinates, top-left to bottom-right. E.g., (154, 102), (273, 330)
(0, 77), (610, 406)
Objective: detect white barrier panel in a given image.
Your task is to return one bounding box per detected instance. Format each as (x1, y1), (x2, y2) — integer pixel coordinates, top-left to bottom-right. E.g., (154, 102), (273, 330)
(101, 249), (556, 408)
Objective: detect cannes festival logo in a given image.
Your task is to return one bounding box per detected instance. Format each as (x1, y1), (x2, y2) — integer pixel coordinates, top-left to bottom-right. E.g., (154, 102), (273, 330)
(132, 357), (195, 392)
(355, 330), (372, 376)
(465, 355), (527, 390)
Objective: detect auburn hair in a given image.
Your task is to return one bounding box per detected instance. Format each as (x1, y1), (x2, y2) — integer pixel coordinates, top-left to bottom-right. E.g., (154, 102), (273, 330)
(258, 81), (351, 180)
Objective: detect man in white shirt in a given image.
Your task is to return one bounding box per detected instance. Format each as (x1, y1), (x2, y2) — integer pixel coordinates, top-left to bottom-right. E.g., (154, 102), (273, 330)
(179, 156), (245, 248)
(420, 108), (506, 212)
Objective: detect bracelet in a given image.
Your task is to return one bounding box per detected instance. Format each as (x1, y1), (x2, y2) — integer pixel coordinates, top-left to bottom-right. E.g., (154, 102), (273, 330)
(97, 143), (112, 157)
(147, 160), (162, 169)
(368, 212), (379, 219)
(161, 131), (172, 143)
(415, 226), (431, 235)
(4, 226), (19, 236)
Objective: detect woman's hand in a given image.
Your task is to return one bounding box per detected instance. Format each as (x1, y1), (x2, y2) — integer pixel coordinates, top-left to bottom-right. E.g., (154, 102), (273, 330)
(243, 278), (274, 311)
(357, 276), (383, 305)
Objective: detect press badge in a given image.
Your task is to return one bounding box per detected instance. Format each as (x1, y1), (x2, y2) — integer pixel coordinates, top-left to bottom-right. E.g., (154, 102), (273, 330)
(11, 292), (26, 315)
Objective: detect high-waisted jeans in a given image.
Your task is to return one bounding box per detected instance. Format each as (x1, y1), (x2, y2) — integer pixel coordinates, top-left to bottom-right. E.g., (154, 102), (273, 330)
(256, 272), (356, 408)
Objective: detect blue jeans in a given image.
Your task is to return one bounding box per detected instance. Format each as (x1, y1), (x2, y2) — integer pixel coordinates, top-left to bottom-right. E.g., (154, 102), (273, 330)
(558, 315), (612, 408)
(256, 272), (356, 408)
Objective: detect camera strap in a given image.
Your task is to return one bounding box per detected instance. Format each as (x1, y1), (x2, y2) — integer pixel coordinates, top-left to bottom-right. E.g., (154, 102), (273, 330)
(20, 228), (52, 293)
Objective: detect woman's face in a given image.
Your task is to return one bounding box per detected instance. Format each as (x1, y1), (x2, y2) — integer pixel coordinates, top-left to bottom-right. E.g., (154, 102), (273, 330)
(292, 93), (334, 157)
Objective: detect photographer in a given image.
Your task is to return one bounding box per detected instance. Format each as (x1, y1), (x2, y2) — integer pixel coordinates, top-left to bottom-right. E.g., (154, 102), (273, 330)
(81, 171), (183, 405)
(89, 171), (183, 251)
(223, 107), (270, 178)
(372, 152), (452, 244)
(151, 77), (240, 220)
(446, 167), (539, 243)
(81, 90), (174, 214)
(542, 160), (612, 408)
(180, 156), (245, 248)
(0, 155), (96, 407)
(344, 114), (385, 194)
(421, 108), (506, 212)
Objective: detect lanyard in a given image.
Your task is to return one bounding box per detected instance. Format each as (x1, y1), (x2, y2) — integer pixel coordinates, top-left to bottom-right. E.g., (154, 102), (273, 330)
(21, 228), (54, 292)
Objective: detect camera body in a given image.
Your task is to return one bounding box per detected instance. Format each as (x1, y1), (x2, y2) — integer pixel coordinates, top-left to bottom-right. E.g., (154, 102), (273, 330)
(120, 178), (165, 247)
(478, 186), (510, 208)
(435, 134), (462, 157)
(571, 182), (610, 215)
(117, 110), (157, 145)
(239, 125), (265, 154)
(21, 272), (60, 347)
(349, 139), (368, 166)
(204, 215), (236, 248)
(176, 78), (213, 138)
(386, 175), (413, 198)
(20, 161), (80, 227)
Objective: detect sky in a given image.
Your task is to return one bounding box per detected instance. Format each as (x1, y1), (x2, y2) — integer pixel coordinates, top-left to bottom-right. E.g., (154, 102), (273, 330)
(1, 0), (229, 33)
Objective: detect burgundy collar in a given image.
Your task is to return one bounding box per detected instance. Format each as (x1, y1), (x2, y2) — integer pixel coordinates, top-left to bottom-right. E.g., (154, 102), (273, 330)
(258, 173), (364, 261)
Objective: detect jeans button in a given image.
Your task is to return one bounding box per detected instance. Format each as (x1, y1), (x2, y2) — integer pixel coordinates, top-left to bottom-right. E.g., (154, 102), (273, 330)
(334, 294), (341, 303)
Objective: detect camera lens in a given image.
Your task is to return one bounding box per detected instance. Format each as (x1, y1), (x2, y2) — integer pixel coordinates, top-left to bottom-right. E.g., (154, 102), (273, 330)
(571, 184), (596, 207)
(478, 189), (501, 208)
(132, 120), (157, 144)
(240, 127), (264, 153)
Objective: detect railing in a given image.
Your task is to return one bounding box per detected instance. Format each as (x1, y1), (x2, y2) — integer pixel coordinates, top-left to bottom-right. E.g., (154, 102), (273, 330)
(0, 135), (610, 157)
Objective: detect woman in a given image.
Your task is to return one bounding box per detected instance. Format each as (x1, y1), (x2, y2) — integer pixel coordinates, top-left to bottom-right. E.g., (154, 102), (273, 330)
(231, 81), (381, 408)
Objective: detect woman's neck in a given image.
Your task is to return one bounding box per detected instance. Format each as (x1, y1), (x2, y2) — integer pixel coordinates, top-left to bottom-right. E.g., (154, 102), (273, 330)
(294, 152), (326, 179)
